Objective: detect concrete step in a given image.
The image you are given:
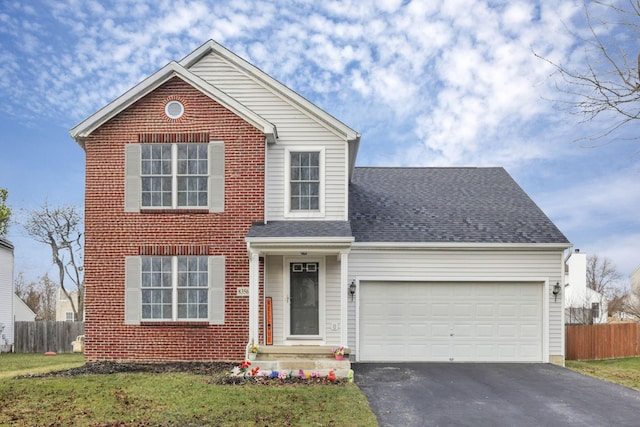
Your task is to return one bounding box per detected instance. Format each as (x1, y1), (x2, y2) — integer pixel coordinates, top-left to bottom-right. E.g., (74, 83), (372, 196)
(246, 345), (352, 378)
(255, 345), (350, 361)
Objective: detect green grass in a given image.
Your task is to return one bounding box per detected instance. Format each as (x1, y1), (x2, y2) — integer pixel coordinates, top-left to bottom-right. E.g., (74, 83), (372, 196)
(0, 354), (377, 426)
(0, 353), (85, 379)
(566, 357), (640, 391)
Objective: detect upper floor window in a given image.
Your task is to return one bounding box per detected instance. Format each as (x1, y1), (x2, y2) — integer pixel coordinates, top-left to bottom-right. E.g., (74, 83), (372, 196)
(284, 147), (324, 218)
(141, 144), (208, 208)
(290, 152), (320, 210)
(125, 140), (225, 213)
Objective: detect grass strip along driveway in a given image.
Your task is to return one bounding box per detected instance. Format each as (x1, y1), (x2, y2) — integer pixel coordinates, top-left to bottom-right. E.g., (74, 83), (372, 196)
(0, 354), (377, 426)
(566, 357), (640, 391)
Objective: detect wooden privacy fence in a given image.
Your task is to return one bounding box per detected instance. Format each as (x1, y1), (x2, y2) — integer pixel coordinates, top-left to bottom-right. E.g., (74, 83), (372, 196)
(14, 321), (84, 354)
(566, 323), (640, 360)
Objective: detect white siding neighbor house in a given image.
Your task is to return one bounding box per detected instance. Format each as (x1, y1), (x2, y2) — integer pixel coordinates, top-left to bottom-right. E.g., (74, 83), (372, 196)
(55, 288), (79, 321)
(14, 294), (36, 322)
(0, 237), (15, 352)
(71, 40), (572, 367)
(564, 250), (608, 324)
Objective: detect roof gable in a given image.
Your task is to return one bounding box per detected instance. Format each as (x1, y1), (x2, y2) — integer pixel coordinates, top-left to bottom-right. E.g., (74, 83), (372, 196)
(180, 40), (360, 144)
(349, 167), (570, 245)
(70, 61), (277, 145)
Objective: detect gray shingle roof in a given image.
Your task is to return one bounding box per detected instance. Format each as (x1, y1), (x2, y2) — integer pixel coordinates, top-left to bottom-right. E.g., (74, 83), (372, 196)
(0, 237), (13, 251)
(349, 167), (569, 244)
(247, 221), (352, 238)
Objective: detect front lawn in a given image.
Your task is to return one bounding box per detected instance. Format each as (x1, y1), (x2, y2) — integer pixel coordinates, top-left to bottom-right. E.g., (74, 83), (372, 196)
(0, 353), (85, 379)
(0, 354), (377, 426)
(566, 357), (640, 391)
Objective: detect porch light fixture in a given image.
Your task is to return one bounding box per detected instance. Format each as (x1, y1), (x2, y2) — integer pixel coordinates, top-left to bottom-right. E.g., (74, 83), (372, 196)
(552, 282), (561, 302)
(349, 280), (356, 301)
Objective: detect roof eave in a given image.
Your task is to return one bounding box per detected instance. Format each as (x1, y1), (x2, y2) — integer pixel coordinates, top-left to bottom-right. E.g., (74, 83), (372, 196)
(351, 242), (572, 251)
(69, 61), (277, 145)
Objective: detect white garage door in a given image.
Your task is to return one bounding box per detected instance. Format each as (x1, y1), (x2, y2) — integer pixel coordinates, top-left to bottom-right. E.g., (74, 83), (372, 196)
(359, 281), (543, 362)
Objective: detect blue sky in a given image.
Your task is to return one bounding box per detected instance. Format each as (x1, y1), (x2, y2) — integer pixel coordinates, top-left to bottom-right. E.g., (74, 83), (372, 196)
(0, 0), (638, 285)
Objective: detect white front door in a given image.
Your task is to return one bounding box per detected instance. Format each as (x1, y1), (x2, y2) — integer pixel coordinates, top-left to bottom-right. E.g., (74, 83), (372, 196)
(285, 258), (325, 341)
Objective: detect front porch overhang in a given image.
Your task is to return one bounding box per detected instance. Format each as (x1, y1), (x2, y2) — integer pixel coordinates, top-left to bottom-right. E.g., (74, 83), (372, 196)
(246, 237), (354, 255)
(245, 235), (353, 357)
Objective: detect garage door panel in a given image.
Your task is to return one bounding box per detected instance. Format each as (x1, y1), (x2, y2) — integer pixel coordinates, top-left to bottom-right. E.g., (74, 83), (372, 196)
(432, 303), (450, 317)
(359, 281), (543, 362)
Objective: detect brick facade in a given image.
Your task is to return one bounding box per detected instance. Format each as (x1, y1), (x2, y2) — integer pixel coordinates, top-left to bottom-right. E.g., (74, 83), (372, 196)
(83, 77), (265, 361)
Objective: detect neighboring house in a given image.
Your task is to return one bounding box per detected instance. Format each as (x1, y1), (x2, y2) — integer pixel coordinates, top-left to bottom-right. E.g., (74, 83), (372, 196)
(70, 40), (571, 365)
(55, 288), (79, 321)
(0, 237), (15, 351)
(631, 266), (640, 296)
(14, 294), (36, 321)
(564, 250), (608, 324)
(615, 265), (640, 321)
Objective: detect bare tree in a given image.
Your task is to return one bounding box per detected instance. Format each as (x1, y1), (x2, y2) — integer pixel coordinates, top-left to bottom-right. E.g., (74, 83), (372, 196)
(536, 0), (640, 142)
(623, 283), (640, 318)
(14, 272), (58, 321)
(607, 287), (628, 317)
(586, 254), (622, 295)
(23, 204), (84, 321)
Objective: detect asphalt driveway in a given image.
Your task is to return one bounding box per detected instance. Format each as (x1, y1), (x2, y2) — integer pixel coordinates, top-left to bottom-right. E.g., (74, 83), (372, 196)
(353, 363), (640, 427)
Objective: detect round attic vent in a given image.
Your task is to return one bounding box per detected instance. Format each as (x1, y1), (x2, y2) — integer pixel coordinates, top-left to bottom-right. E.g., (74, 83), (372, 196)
(165, 100), (184, 119)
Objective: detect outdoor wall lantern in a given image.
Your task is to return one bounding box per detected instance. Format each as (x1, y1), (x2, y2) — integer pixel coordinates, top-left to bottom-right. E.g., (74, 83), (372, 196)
(349, 280), (356, 301)
(552, 282), (561, 302)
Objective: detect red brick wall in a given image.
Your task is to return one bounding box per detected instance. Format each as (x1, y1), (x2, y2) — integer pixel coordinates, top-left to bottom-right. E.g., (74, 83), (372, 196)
(83, 77), (265, 361)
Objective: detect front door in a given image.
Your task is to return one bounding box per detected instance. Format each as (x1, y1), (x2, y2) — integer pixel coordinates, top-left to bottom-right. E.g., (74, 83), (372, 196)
(289, 262), (319, 336)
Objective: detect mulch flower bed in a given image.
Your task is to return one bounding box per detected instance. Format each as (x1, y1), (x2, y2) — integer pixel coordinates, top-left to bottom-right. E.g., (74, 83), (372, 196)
(16, 361), (348, 386)
(16, 361), (234, 378)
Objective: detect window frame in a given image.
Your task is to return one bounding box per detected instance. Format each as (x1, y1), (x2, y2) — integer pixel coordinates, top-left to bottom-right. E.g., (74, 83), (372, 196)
(125, 142), (224, 213)
(140, 255), (209, 322)
(140, 143), (209, 209)
(125, 255), (225, 326)
(284, 146), (325, 218)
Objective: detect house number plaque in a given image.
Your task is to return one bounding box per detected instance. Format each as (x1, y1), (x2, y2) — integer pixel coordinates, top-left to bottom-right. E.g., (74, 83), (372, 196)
(236, 287), (250, 296)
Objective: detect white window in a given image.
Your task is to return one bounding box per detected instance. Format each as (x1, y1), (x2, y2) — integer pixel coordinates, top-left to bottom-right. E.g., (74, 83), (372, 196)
(284, 147), (324, 218)
(141, 144), (208, 208)
(290, 152), (320, 210)
(140, 256), (209, 320)
(125, 142), (224, 213)
(65, 312), (75, 321)
(125, 255), (225, 325)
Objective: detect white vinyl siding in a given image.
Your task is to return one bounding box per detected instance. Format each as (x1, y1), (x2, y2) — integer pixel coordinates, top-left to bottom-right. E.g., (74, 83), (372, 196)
(0, 243), (14, 346)
(348, 248), (564, 360)
(188, 53), (347, 220)
(324, 256), (342, 344)
(266, 256), (284, 344)
(125, 255), (225, 325)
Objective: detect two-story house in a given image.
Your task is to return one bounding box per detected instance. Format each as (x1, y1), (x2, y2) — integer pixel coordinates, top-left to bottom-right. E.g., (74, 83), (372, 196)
(71, 40), (571, 367)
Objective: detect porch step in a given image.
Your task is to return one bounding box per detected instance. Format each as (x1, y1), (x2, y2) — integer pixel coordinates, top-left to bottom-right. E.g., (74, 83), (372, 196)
(256, 345), (349, 361)
(250, 346), (351, 378)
